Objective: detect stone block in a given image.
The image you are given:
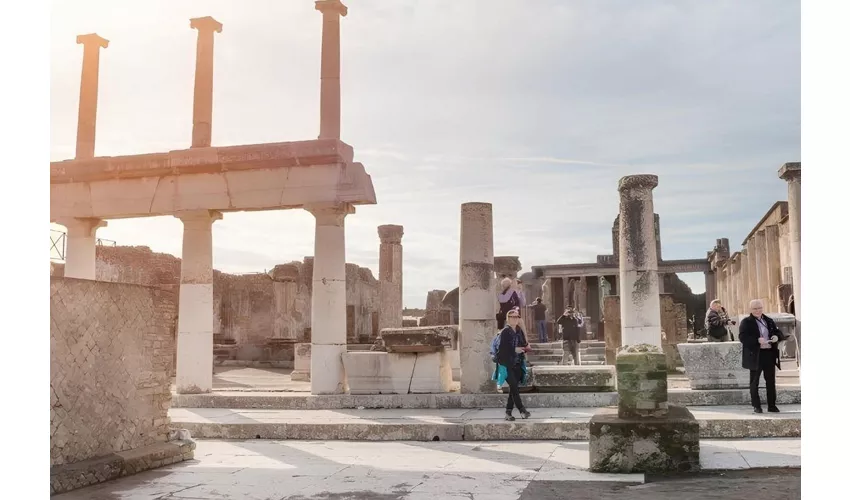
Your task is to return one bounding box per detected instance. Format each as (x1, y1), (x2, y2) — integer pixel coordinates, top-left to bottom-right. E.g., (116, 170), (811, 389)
(588, 405), (700, 473)
(291, 343), (311, 381)
(410, 350), (454, 393)
(616, 345), (668, 418)
(449, 349), (460, 381)
(532, 365), (617, 392)
(676, 342), (749, 389)
(380, 325), (456, 353)
(342, 351), (452, 395)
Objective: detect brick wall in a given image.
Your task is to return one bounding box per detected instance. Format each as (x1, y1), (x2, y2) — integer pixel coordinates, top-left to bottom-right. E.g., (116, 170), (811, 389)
(50, 277), (177, 466)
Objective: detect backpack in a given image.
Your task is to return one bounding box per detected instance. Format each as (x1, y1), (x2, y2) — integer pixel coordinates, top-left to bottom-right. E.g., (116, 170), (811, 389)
(490, 332), (501, 362)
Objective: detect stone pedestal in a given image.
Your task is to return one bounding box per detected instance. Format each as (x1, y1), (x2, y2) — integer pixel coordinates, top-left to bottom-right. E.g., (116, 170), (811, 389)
(676, 342), (749, 389)
(458, 202), (496, 393)
(378, 224), (404, 330)
(291, 343), (312, 381)
(342, 351), (452, 394)
(616, 347), (668, 418)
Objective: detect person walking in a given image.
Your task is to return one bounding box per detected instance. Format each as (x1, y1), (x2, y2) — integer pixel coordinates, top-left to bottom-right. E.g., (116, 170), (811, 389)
(556, 307), (584, 365)
(496, 278), (522, 330)
(492, 308), (531, 421)
(705, 299), (736, 342)
(531, 297), (548, 342)
(739, 299), (787, 413)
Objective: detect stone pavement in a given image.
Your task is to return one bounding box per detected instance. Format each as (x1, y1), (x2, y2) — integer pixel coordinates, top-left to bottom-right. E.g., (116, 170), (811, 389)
(53, 438), (800, 499)
(169, 405), (801, 441)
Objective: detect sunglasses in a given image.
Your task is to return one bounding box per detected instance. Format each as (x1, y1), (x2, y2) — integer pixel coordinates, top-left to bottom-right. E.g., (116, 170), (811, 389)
(507, 314), (520, 318)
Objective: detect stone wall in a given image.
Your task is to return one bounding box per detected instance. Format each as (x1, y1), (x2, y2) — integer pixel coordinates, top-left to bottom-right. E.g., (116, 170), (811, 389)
(50, 277), (177, 466)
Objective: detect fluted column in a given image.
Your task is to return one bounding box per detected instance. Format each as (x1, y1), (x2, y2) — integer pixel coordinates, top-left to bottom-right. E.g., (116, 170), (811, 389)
(75, 34), (109, 159)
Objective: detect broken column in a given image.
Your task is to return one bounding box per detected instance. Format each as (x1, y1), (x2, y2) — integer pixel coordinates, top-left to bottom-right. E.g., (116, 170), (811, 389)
(175, 210), (222, 394)
(308, 203), (353, 395)
(377, 224), (404, 330)
(315, 0), (347, 140)
(779, 162), (801, 357)
(58, 218), (108, 280)
(589, 175), (700, 474)
(189, 16), (222, 148)
(459, 202), (496, 393)
(75, 33), (108, 159)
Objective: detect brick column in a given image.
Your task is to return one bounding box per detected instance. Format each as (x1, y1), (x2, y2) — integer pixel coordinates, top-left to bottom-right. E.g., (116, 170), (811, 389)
(315, 0), (347, 139)
(174, 210), (222, 394)
(189, 16), (222, 148)
(617, 175), (662, 348)
(377, 224), (404, 330)
(75, 34), (109, 159)
(308, 203), (353, 395)
(764, 225), (782, 312)
(58, 218), (107, 280)
(459, 202), (496, 393)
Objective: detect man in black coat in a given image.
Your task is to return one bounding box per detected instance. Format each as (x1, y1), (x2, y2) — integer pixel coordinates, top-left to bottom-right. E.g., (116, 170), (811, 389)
(738, 299), (787, 413)
(556, 307), (584, 365)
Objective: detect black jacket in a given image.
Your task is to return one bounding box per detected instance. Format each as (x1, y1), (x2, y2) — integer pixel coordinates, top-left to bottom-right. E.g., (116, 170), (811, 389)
(705, 309), (730, 338)
(496, 326), (520, 366)
(738, 314), (786, 371)
(556, 314), (582, 342)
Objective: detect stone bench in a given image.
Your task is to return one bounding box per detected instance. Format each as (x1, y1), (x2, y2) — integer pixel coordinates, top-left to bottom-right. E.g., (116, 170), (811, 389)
(342, 351), (452, 395)
(531, 365), (617, 392)
(676, 341), (749, 389)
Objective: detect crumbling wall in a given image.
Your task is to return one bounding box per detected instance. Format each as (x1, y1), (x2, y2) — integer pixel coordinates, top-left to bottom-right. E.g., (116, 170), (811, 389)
(50, 278), (177, 466)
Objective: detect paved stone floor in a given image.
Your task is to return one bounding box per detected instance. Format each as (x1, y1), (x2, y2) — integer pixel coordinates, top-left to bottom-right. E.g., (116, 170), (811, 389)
(54, 438), (799, 499)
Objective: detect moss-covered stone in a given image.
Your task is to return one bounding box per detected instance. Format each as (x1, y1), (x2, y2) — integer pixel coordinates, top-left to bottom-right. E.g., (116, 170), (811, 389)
(616, 348), (668, 418)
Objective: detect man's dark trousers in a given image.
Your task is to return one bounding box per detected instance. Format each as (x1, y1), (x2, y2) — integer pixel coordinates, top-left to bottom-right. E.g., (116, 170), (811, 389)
(750, 349), (777, 409)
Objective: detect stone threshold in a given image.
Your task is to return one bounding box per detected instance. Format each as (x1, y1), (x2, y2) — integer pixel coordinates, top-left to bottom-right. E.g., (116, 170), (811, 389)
(172, 386), (801, 410)
(169, 405), (800, 442)
(50, 439), (195, 495)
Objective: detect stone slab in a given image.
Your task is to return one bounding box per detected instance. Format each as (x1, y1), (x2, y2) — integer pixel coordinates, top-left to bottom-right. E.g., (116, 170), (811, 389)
(588, 405), (700, 473)
(342, 351), (453, 395)
(50, 439), (195, 495)
(380, 325), (455, 353)
(532, 365), (617, 392)
(169, 405), (800, 441)
(677, 342), (749, 389)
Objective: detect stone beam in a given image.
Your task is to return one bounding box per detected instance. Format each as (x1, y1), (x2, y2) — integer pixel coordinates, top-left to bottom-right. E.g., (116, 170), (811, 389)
(189, 17), (223, 148)
(75, 33), (109, 160)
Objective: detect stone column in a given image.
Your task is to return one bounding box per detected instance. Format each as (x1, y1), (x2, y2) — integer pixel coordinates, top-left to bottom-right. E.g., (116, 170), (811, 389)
(459, 202), (496, 393)
(704, 271), (716, 309)
(315, 0), (347, 140)
(174, 210), (222, 394)
(724, 264), (734, 312)
(746, 244), (758, 309)
(377, 224), (404, 330)
(59, 218), (107, 280)
(739, 250), (750, 315)
(189, 16), (222, 148)
(764, 225), (782, 312)
(75, 34), (109, 159)
(730, 258), (741, 317)
(754, 229), (768, 304)
(307, 203), (353, 395)
(617, 175), (662, 348)
(577, 276), (588, 313)
(779, 163), (801, 322)
(714, 268), (725, 305)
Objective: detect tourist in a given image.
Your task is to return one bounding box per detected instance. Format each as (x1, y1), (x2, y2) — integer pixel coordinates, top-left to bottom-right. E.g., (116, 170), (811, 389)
(496, 278), (523, 330)
(556, 307), (584, 365)
(492, 308), (531, 421)
(531, 297), (548, 342)
(705, 299), (735, 342)
(739, 299), (787, 413)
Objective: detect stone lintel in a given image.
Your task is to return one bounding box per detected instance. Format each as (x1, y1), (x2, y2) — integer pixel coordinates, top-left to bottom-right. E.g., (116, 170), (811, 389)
(378, 224), (404, 243)
(380, 325), (456, 353)
(190, 16), (223, 33)
(778, 162), (801, 181)
(315, 0), (348, 17)
(76, 33), (109, 48)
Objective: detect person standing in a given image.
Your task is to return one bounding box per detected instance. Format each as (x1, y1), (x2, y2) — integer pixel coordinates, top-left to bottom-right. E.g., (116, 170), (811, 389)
(739, 299), (787, 413)
(531, 297), (548, 342)
(496, 278), (522, 330)
(556, 307), (584, 365)
(705, 299), (736, 342)
(492, 309), (531, 421)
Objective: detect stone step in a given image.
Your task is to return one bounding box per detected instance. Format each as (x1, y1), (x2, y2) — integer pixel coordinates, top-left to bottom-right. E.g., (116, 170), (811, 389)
(581, 361), (606, 366)
(526, 354), (564, 363)
(530, 342), (563, 350)
(170, 405), (801, 441)
(527, 348), (563, 356)
(582, 347), (606, 355)
(527, 361), (561, 366)
(581, 355), (605, 362)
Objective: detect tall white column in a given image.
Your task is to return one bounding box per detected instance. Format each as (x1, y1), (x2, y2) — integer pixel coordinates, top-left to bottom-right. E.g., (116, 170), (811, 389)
(175, 210), (222, 394)
(58, 217), (107, 280)
(315, 0), (347, 140)
(189, 16), (222, 148)
(308, 203), (353, 395)
(459, 202), (497, 393)
(378, 224), (404, 330)
(75, 33), (108, 160)
(779, 162), (801, 359)
(617, 175), (662, 347)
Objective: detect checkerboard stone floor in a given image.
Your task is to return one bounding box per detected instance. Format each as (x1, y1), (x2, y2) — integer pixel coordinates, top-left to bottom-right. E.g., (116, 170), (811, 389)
(54, 438), (800, 499)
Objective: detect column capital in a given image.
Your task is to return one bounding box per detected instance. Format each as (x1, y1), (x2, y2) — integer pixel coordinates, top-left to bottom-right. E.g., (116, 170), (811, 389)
(778, 162), (801, 182)
(377, 224), (404, 244)
(618, 174), (658, 193)
(57, 217), (107, 237)
(76, 33), (109, 49)
(315, 0), (348, 17)
(190, 16), (223, 33)
(174, 209), (223, 225)
(307, 203), (354, 225)
(494, 256), (522, 276)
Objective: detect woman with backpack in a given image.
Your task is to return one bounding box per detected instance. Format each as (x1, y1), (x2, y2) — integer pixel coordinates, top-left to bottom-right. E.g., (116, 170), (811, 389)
(492, 308), (531, 421)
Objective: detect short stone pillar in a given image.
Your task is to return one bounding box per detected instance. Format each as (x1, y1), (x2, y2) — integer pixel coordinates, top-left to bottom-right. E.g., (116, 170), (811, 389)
(459, 202), (496, 393)
(291, 343), (312, 381)
(174, 210), (222, 394)
(75, 33), (109, 160)
(308, 204), (353, 395)
(59, 217), (107, 280)
(377, 224), (404, 330)
(315, 0), (348, 140)
(189, 16), (223, 148)
(779, 162), (801, 361)
(617, 175), (663, 347)
(616, 345), (668, 418)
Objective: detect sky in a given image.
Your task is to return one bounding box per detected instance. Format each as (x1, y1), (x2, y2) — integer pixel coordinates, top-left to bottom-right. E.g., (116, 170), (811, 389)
(50, 0), (800, 308)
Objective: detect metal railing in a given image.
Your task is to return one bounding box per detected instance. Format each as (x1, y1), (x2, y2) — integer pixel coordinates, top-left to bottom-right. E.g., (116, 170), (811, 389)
(50, 230), (117, 262)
